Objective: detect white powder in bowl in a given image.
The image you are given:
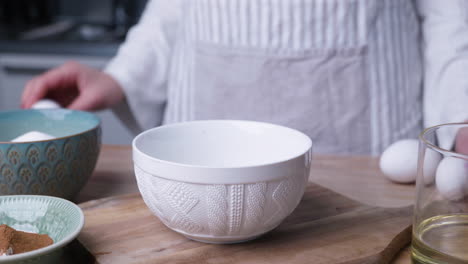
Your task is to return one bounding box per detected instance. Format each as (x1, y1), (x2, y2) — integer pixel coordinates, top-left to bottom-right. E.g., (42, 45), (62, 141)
(11, 131), (56, 142)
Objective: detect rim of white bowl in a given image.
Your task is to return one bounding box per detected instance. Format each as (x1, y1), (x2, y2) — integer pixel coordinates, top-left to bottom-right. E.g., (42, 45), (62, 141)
(132, 120), (313, 184)
(0, 195), (84, 262)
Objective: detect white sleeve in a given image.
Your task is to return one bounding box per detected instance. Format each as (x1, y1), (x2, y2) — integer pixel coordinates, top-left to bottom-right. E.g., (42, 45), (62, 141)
(418, 0), (468, 149)
(105, 0), (181, 133)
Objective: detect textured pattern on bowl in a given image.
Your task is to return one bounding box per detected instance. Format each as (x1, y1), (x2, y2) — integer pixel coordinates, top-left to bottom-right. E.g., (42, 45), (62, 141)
(0, 110), (101, 199)
(135, 165), (309, 243)
(132, 120), (313, 243)
(0, 195), (84, 264)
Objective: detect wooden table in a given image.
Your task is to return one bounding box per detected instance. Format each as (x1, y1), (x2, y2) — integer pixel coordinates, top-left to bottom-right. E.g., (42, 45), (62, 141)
(76, 145), (414, 263)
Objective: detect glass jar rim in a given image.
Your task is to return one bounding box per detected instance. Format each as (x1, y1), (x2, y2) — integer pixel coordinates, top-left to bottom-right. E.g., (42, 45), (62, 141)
(419, 122), (468, 159)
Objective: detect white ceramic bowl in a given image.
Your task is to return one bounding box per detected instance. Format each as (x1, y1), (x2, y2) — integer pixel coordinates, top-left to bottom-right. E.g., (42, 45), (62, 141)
(133, 120), (312, 243)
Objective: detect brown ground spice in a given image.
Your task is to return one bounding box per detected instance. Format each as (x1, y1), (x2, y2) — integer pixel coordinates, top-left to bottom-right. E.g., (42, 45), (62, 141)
(0, 225), (53, 255)
(0, 225), (15, 255)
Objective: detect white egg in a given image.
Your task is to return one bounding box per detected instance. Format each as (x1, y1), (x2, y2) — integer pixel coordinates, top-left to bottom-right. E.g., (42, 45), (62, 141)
(435, 157), (468, 201)
(380, 139), (443, 184)
(11, 131), (56, 142)
(380, 139), (419, 183)
(31, 99), (61, 109)
(423, 149), (442, 185)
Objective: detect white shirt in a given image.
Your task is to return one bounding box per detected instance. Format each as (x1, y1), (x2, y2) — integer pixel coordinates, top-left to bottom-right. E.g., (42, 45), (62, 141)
(106, 0), (468, 155)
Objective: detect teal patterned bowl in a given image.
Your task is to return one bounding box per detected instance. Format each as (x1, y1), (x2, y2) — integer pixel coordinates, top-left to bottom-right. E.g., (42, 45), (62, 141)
(0, 109), (101, 199)
(0, 195), (84, 264)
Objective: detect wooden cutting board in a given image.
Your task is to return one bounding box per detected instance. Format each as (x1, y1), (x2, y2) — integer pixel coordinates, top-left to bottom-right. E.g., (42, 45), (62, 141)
(77, 183), (413, 264)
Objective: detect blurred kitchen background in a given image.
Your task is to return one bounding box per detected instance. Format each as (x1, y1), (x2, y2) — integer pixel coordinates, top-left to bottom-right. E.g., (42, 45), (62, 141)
(0, 0), (147, 144)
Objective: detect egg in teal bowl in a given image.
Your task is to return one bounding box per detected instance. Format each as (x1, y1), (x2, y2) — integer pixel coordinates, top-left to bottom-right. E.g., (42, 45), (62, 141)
(0, 195), (84, 264)
(0, 109), (101, 199)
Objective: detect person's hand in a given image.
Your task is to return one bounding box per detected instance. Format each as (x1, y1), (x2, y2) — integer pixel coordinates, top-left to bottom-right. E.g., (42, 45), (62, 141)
(21, 61), (124, 111)
(455, 126), (468, 155)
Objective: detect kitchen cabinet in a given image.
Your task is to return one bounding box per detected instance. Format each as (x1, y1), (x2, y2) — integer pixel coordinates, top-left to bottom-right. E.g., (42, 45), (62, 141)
(0, 53), (134, 144)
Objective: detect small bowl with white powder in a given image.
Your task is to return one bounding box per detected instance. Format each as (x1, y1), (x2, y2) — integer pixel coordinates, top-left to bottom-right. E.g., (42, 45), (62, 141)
(0, 108), (101, 199)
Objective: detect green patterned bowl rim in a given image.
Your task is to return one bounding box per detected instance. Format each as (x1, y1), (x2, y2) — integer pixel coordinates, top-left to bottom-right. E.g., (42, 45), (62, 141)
(0, 109), (100, 144)
(0, 195), (84, 262)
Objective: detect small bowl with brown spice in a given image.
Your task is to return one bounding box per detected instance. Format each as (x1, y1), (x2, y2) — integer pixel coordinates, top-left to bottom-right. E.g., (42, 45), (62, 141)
(0, 195), (84, 264)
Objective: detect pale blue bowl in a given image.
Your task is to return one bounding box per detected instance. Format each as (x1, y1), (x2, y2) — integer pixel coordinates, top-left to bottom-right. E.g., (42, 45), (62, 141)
(0, 109), (101, 200)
